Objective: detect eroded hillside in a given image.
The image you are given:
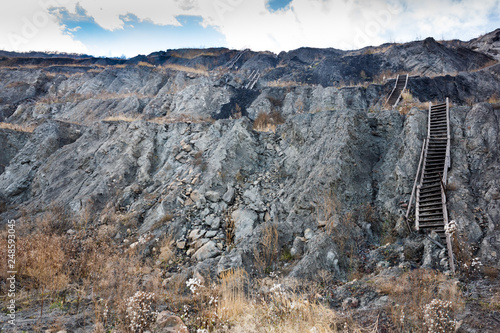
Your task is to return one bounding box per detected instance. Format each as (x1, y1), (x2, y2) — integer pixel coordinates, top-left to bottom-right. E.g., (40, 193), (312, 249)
(1, 30), (500, 332)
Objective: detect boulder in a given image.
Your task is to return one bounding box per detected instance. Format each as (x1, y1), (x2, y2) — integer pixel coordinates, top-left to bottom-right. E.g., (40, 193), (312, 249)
(231, 209), (258, 241)
(155, 311), (189, 333)
(205, 190), (221, 202)
(193, 241), (221, 261)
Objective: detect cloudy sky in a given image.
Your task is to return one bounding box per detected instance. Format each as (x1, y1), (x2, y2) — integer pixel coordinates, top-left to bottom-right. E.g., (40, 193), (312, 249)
(0, 0), (499, 58)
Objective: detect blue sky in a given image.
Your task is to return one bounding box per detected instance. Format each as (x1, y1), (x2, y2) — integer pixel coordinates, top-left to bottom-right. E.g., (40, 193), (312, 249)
(55, 5), (226, 57)
(0, 0), (499, 58)
(267, 0), (293, 11)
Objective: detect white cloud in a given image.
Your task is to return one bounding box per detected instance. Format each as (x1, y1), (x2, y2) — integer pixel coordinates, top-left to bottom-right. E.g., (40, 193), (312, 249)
(0, 0), (498, 56)
(0, 0), (88, 53)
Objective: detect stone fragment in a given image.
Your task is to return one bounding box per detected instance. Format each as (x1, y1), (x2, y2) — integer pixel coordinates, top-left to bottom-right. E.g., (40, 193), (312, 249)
(205, 190), (221, 202)
(193, 241), (221, 261)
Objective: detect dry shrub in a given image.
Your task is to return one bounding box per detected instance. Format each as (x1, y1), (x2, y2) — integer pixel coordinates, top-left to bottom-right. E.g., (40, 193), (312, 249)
(253, 223), (279, 273)
(69, 231), (154, 331)
(0, 122), (37, 133)
(375, 269), (463, 331)
(488, 93), (500, 104)
(15, 233), (69, 316)
(267, 96), (284, 109)
(232, 103), (242, 119)
(253, 111), (285, 132)
(225, 213), (235, 248)
(229, 282), (376, 333)
(158, 236), (175, 265)
(317, 192), (361, 272)
(218, 269), (249, 322)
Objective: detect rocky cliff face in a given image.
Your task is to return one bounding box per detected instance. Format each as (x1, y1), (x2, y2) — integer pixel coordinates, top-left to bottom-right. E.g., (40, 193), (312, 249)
(1, 31), (500, 283)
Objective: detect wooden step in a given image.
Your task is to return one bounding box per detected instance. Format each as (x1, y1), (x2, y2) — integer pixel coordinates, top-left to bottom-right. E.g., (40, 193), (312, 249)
(420, 194), (442, 201)
(426, 159), (446, 163)
(419, 187), (441, 194)
(419, 211), (444, 217)
(419, 217), (445, 223)
(419, 198), (442, 205)
(419, 204), (443, 211)
(418, 207), (443, 215)
(422, 179), (441, 185)
(419, 223), (445, 228)
(423, 174), (443, 180)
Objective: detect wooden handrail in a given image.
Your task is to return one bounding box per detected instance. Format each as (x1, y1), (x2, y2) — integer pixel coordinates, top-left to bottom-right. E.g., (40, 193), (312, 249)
(443, 97), (451, 185)
(440, 176), (455, 273)
(385, 74), (399, 106)
(406, 138), (427, 221)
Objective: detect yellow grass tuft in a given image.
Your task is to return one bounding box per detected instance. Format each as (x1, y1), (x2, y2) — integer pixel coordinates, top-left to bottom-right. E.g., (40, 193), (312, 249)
(159, 63), (209, 76)
(0, 122), (37, 133)
(102, 114), (142, 122)
(253, 111), (285, 133)
(265, 80), (299, 88)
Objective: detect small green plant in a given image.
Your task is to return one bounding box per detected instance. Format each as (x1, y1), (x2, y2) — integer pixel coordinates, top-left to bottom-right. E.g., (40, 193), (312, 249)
(280, 247), (294, 262)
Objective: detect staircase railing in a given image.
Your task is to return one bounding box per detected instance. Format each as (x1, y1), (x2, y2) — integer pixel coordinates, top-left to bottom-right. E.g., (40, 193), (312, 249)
(393, 74), (409, 108)
(385, 74), (400, 106)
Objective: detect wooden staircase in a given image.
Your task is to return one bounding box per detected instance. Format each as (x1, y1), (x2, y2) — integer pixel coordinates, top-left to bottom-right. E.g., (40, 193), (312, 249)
(385, 74), (408, 108)
(416, 99), (450, 237)
(245, 69), (260, 89)
(406, 98), (455, 272)
(226, 49), (249, 70)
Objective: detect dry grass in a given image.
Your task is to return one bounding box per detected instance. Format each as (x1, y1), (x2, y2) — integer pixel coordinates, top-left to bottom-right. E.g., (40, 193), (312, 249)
(158, 236), (175, 265)
(265, 80), (300, 88)
(217, 269), (249, 322)
(169, 49), (227, 59)
(103, 114), (142, 122)
(375, 269), (463, 331)
(149, 114), (214, 124)
(137, 61), (154, 68)
(0, 122), (37, 133)
(397, 91), (428, 115)
(488, 93), (500, 104)
(253, 223), (279, 273)
(227, 278), (378, 333)
(253, 111), (285, 132)
(0, 206), (166, 331)
(159, 63), (209, 76)
(468, 59), (498, 73)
